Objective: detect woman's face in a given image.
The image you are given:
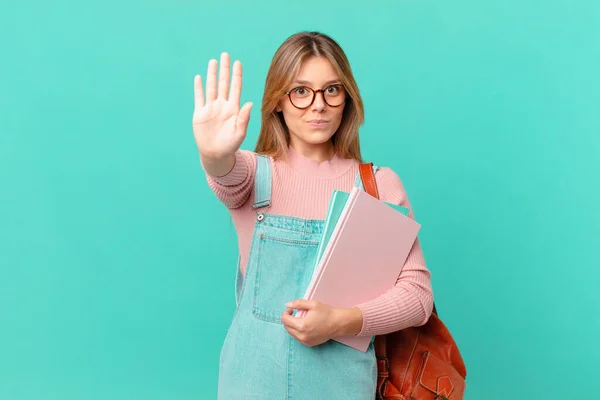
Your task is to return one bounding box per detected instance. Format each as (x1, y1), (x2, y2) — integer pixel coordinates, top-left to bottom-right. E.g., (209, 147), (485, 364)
(277, 56), (346, 153)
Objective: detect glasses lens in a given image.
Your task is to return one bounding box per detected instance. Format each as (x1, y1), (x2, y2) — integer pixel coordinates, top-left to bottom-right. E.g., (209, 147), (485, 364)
(323, 85), (345, 107)
(290, 87), (313, 108)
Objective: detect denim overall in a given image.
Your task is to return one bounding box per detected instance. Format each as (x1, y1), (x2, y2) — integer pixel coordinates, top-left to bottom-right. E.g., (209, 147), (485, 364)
(218, 154), (379, 400)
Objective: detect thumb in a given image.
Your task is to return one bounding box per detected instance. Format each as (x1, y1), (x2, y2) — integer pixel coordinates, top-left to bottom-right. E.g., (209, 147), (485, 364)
(285, 299), (316, 310)
(236, 102), (253, 136)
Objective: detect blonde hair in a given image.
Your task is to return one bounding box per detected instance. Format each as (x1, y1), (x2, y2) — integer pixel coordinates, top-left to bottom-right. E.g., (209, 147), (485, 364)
(254, 31), (364, 163)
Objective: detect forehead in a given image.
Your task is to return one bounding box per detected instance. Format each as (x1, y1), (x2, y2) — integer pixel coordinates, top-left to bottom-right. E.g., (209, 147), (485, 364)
(294, 56), (340, 85)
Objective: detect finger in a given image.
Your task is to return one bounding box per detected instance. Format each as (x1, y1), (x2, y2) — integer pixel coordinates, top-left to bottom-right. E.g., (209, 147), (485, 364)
(284, 325), (305, 342)
(235, 102), (253, 136)
(281, 310), (303, 331)
(229, 60), (242, 108)
(193, 75), (204, 108)
(218, 52), (230, 100)
(205, 59), (218, 103)
(286, 299), (316, 310)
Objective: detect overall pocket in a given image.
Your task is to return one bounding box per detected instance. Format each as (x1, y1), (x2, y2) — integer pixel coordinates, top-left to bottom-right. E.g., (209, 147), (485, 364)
(252, 234), (319, 324)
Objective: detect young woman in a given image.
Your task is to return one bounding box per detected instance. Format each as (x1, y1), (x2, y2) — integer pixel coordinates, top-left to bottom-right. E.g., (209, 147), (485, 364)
(193, 31), (434, 399)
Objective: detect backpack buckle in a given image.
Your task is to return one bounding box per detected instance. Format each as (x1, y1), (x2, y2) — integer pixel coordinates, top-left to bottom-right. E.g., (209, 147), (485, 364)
(376, 356), (389, 377)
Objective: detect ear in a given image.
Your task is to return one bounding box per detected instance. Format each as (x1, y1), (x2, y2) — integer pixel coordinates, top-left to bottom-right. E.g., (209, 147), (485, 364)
(275, 102), (282, 112)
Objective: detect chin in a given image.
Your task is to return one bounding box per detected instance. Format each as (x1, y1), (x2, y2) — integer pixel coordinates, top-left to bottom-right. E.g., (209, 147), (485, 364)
(300, 130), (336, 145)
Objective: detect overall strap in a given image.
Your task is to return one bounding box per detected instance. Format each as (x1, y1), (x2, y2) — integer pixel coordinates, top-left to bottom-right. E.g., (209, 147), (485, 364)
(252, 154), (272, 209)
(235, 255), (243, 307)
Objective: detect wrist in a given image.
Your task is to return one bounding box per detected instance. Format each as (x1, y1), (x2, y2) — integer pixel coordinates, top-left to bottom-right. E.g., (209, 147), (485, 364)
(331, 307), (364, 337)
(200, 151), (236, 178)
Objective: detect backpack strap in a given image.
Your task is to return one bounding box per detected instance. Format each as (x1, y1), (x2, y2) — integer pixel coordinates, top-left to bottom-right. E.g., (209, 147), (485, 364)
(252, 154), (272, 209)
(354, 162), (380, 191)
(358, 162), (380, 199)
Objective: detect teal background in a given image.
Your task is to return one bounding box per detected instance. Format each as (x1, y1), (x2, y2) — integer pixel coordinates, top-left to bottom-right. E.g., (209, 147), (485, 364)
(1, 0), (598, 398)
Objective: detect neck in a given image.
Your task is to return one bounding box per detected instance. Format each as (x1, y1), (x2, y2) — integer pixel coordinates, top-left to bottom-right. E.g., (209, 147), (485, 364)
(282, 142), (355, 179)
(288, 139), (335, 163)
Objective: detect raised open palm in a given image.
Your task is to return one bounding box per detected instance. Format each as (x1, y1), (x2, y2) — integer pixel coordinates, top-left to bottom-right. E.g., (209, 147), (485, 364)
(193, 52), (253, 160)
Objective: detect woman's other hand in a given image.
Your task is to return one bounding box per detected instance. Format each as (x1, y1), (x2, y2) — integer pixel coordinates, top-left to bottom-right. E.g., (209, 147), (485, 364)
(281, 299), (364, 347)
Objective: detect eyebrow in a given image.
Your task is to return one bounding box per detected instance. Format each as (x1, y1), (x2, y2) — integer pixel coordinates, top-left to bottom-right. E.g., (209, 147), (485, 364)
(293, 79), (341, 86)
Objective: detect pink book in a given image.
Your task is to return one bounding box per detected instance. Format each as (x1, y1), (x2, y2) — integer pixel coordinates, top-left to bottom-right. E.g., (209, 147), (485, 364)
(296, 187), (421, 352)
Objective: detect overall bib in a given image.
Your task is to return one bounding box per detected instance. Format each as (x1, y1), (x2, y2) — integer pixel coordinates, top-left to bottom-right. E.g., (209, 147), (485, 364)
(218, 154), (379, 400)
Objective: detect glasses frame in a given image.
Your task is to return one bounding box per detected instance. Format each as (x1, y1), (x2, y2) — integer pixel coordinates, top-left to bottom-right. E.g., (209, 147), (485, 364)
(284, 84), (346, 109)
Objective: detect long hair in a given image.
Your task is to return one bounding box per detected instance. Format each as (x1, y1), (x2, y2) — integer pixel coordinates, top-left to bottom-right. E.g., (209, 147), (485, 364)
(254, 31), (364, 162)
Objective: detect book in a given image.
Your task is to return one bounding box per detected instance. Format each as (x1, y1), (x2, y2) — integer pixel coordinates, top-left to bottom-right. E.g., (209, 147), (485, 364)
(315, 190), (410, 264)
(297, 188), (421, 352)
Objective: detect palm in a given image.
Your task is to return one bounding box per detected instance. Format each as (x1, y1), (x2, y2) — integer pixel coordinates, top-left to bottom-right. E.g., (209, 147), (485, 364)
(192, 53), (253, 159)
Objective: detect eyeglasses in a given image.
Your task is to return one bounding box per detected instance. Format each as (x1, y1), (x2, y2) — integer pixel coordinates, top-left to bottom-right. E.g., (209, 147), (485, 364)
(284, 84), (346, 109)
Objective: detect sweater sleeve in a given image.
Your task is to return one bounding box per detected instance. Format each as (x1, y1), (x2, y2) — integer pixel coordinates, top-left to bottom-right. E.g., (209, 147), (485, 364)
(355, 167), (434, 336)
(202, 149), (256, 209)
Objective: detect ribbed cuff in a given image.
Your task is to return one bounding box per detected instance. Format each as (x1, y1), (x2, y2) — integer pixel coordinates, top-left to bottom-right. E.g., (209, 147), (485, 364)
(357, 288), (433, 337)
(356, 295), (403, 336)
(209, 151), (248, 187)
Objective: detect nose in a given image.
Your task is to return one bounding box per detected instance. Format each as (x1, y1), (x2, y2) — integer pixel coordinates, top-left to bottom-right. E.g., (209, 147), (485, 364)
(311, 90), (326, 111)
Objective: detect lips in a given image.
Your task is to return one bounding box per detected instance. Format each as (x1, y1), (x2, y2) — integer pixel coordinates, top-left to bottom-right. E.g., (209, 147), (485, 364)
(306, 119), (329, 126)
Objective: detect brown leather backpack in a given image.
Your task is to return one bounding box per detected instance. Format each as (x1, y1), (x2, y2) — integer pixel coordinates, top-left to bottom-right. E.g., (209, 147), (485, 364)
(359, 163), (467, 400)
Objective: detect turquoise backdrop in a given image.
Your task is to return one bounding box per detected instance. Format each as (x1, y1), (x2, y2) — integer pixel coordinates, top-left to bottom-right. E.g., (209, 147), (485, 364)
(1, 1), (599, 399)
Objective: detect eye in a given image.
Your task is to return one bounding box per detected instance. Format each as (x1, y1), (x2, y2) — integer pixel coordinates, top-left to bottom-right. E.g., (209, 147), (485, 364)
(326, 85), (341, 94)
(291, 86), (311, 97)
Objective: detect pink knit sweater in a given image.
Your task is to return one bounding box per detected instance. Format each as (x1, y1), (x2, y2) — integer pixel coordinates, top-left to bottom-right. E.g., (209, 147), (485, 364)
(203, 146), (434, 336)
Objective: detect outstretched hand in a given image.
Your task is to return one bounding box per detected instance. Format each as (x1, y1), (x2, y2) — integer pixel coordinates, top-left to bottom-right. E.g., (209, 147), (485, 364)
(192, 52), (253, 162)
